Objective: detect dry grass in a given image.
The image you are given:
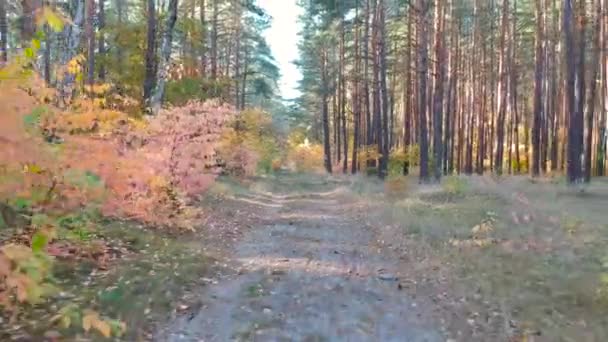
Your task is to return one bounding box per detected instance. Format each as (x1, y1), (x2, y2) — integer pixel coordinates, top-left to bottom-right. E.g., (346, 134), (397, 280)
(355, 175), (608, 341)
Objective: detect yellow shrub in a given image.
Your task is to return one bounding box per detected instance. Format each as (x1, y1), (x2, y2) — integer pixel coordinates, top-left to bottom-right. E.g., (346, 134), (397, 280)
(217, 109), (280, 176)
(286, 140), (324, 173)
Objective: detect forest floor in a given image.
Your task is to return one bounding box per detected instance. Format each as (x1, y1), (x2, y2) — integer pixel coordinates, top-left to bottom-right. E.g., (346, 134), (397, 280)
(158, 173), (608, 342)
(5, 171), (606, 340)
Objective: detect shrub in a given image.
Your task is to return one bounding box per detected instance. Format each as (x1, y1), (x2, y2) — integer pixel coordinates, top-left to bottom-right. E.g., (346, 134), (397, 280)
(165, 77), (232, 106)
(287, 142), (324, 173)
(217, 109), (281, 176)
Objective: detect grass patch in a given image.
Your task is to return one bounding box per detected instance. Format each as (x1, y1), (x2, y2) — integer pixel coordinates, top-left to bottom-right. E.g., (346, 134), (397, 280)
(355, 175), (608, 340)
(1, 217), (213, 340)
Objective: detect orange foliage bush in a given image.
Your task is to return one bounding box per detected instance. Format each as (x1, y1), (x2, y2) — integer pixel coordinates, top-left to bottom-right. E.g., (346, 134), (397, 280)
(0, 78), (236, 230)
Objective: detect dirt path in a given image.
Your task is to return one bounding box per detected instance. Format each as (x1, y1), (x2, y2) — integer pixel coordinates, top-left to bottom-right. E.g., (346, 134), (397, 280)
(158, 175), (441, 341)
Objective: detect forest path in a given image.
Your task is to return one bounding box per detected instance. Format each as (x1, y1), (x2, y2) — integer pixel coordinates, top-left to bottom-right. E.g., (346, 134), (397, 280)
(159, 175), (441, 341)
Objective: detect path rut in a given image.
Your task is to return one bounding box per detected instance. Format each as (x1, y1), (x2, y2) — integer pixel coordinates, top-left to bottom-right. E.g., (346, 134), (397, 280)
(159, 176), (441, 341)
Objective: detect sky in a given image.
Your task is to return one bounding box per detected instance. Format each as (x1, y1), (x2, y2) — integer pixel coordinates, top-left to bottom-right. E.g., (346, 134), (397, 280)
(258, 0), (303, 100)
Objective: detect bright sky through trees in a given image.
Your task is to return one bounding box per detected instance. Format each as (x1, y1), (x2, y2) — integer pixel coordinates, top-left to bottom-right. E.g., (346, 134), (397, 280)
(258, 0), (302, 100)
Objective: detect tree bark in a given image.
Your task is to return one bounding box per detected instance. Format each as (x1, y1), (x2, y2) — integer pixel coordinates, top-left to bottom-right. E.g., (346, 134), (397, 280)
(143, 0), (157, 104)
(43, 24), (51, 84)
(352, 0), (361, 174)
(0, 0), (7, 63)
(532, 0), (544, 176)
(200, 0), (207, 76)
(585, 0), (602, 182)
(403, 5), (413, 175)
(149, 0), (179, 115)
(432, 0), (445, 181)
(378, 0), (389, 179)
(98, 0), (106, 80)
(494, 0), (510, 175)
(322, 48), (333, 173)
(86, 0), (96, 88)
(211, 0), (218, 79)
(58, 0), (85, 104)
(20, 0), (38, 43)
(564, 0), (580, 183)
(418, 0), (430, 182)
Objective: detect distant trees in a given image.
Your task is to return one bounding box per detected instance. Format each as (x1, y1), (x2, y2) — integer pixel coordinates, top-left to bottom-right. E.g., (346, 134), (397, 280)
(295, 0), (608, 184)
(0, 0), (280, 113)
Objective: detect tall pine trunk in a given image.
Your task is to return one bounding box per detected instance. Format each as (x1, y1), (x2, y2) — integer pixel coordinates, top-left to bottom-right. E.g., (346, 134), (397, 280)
(564, 0), (580, 183)
(149, 0), (179, 115)
(143, 0), (157, 105)
(58, 0), (85, 104)
(532, 0), (544, 176)
(378, 0), (389, 179)
(494, 0), (510, 175)
(98, 0), (106, 80)
(418, 0), (430, 182)
(585, 0), (602, 182)
(0, 0), (7, 63)
(432, 0), (445, 181)
(322, 48), (333, 173)
(85, 0), (96, 88)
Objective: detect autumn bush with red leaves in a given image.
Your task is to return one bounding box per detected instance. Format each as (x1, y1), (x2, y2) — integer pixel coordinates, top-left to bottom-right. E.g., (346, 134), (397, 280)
(0, 77), (238, 329)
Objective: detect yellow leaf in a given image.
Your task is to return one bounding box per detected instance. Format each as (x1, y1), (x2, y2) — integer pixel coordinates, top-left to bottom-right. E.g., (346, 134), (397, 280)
(2, 244), (33, 261)
(23, 163), (44, 174)
(82, 311), (96, 332)
(31, 39), (41, 50)
(39, 7), (65, 32)
(61, 315), (71, 329)
(93, 319), (112, 338)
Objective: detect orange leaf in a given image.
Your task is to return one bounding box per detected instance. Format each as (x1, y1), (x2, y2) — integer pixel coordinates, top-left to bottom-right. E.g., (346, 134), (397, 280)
(93, 319), (112, 338)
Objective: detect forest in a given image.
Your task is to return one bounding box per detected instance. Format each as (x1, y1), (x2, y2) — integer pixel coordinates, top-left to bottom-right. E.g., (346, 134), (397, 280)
(296, 0), (607, 184)
(0, 0), (607, 340)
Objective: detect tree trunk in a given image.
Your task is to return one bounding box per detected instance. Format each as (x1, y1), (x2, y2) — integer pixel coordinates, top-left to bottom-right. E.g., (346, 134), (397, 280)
(98, 0), (106, 80)
(143, 0), (157, 104)
(352, 0), (361, 174)
(511, 0), (520, 173)
(573, 0), (586, 182)
(418, 0), (430, 182)
(494, 0), (510, 175)
(43, 24), (51, 84)
(115, 0), (124, 76)
(532, 0), (544, 176)
(597, 0), (607, 176)
(432, 0), (445, 181)
(200, 0), (207, 76)
(549, 0), (559, 171)
(378, 0), (389, 179)
(86, 0), (96, 88)
(364, 0), (372, 159)
(149, 0), (179, 115)
(564, 0), (580, 183)
(58, 0), (85, 104)
(20, 0), (37, 43)
(403, 5), (413, 175)
(585, 0), (602, 182)
(322, 48), (333, 173)
(211, 0), (218, 79)
(0, 0), (7, 63)
(340, 11), (348, 174)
